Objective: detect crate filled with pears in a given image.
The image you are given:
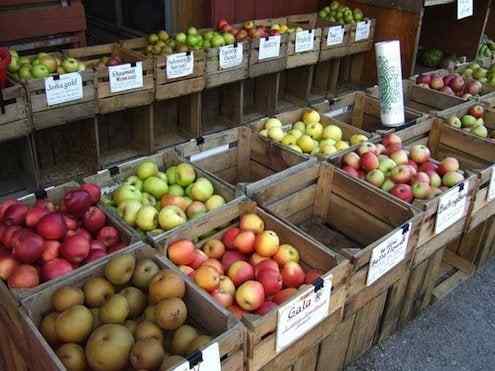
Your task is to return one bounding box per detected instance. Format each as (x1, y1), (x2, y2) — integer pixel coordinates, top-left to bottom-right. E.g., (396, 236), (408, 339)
(19, 245), (245, 371)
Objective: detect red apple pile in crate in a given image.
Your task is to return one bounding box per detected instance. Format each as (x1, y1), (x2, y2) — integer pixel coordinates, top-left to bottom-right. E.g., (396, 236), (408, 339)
(0, 184), (128, 289)
(167, 213), (321, 318)
(416, 72), (481, 99)
(341, 134), (465, 203)
(446, 104), (492, 139)
(216, 19), (299, 42)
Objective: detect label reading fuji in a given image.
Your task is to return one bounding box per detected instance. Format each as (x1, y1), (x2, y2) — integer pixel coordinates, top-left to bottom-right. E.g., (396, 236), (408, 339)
(171, 342), (221, 371)
(295, 30), (314, 53)
(435, 182), (469, 235)
(108, 62), (144, 93)
(219, 43), (243, 69)
(327, 26), (345, 46)
(488, 167), (495, 201)
(458, 0), (473, 19)
(259, 35), (281, 60)
(355, 21), (370, 41)
(167, 52), (194, 79)
(45, 72), (83, 106)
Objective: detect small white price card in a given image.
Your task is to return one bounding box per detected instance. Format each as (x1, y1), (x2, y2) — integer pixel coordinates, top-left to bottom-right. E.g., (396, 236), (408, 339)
(172, 342), (221, 371)
(367, 223), (411, 286)
(435, 181), (469, 235)
(458, 0), (473, 19)
(259, 35), (281, 60)
(219, 43), (243, 69)
(276, 276), (332, 353)
(327, 26), (345, 46)
(45, 72), (83, 106)
(108, 62), (143, 93)
(167, 52), (194, 79)
(295, 30), (315, 53)
(355, 21), (370, 41)
(487, 167), (495, 201)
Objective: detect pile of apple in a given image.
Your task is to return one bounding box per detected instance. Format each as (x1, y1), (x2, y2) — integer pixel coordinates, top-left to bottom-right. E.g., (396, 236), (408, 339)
(167, 213), (322, 318)
(145, 28), (203, 56)
(39, 254), (212, 371)
(446, 104), (491, 138)
(318, 1), (365, 25)
(8, 50), (85, 81)
(460, 62), (495, 88)
(215, 19), (301, 43)
(108, 161), (226, 234)
(340, 134), (465, 203)
(0, 184), (128, 289)
(415, 72), (481, 99)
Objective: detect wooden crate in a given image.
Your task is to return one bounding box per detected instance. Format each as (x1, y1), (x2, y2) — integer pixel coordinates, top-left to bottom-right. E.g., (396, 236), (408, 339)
(0, 77), (30, 142)
(65, 43), (154, 114)
(242, 74), (279, 123)
(247, 162), (421, 368)
(277, 65), (315, 112)
(286, 14), (322, 69)
(310, 58), (343, 101)
(347, 18), (376, 54)
(317, 19), (351, 62)
(153, 197), (350, 371)
(17, 244), (245, 371)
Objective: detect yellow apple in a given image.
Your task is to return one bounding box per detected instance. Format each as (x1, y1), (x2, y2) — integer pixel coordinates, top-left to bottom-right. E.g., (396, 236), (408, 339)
(287, 129), (303, 139)
(268, 127), (285, 142)
(336, 141), (350, 151)
(296, 135), (314, 153)
(350, 134), (368, 145)
(320, 143), (338, 155)
(322, 125), (343, 141)
(293, 121), (306, 133)
(289, 144), (303, 153)
(281, 134), (297, 146)
(264, 118), (282, 130)
(302, 110), (320, 125)
(320, 138), (336, 147)
(259, 129), (268, 137)
(306, 122), (323, 140)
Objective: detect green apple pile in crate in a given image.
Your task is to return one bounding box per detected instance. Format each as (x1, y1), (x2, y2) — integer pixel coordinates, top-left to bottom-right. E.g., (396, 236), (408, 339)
(318, 1), (365, 24)
(446, 104), (493, 139)
(340, 134), (465, 203)
(459, 61), (495, 88)
(107, 161), (226, 234)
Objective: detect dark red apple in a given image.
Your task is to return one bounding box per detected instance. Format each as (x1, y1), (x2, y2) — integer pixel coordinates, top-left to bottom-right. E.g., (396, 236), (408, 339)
(82, 207), (106, 233)
(63, 215), (78, 230)
(63, 190), (92, 217)
(3, 204), (28, 226)
(80, 183), (101, 204)
(390, 184), (413, 203)
(61, 235), (90, 264)
(107, 241), (126, 254)
(89, 240), (106, 252)
(84, 250), (107, 263)
(41, 259), (73, 282)
(416, 74), (432, 85)
(96, 226), (120, 248)
(12, 230), (44, 264)
(25, 207), (49, 228)
(255, 301), (278, 315)
(0, 199), (18, 222)
(2, 226), (22, 249)
(36, 212), (67, 240)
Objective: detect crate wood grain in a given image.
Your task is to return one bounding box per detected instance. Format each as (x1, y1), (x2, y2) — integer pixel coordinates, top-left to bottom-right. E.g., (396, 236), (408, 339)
(242, 74), (280, 123)
(0, 78), (30, 142)
(152, 197), (350, 371)
(18, 244), (244, 371)
(347, 18), (376, 55)
(277, 66), (315, 112)
(311, 58), (342, 101)
(286, 14), (322, 69)
(201, 81), (243, 134)
(204, 39), (250, 88)
(65, 43), (154, 114)
(317, 19), (351, 62)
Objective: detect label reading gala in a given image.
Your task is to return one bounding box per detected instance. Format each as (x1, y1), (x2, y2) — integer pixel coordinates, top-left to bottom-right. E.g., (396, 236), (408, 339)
(109, 62), (144, 93)
(45, 72), (83, 106)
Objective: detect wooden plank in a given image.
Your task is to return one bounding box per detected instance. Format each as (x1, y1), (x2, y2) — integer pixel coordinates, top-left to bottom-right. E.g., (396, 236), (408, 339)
(316, 316), (354, 371)
(432, 270), (470, 302)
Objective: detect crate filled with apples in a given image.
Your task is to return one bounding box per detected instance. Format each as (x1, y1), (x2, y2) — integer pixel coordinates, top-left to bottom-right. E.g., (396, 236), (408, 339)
(156, 198), (349, 370)
(20, 245), (245, 371)
(443, 103), (494, 139)
(284, 14), (322, 69)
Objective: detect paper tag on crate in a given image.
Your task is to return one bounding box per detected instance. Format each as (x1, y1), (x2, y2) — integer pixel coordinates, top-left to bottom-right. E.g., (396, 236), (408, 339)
(167, 52), (194, 79)
(367, 223), (411, 286)
(458, 0), (473, 19)
(487, 167), (495, 201)
(435, 181), (469, 235)
(108, 62), (144, 93)
(276, 276), (332, 353)
(45, 72), (83, 106)
(219, 43), (243, 69)
(295, 30), (315, 53)
(327, 26), (345, 46)
(355, 21), (370, 41)
(171, 342), (221, 371)
(259, 35), (281, 60)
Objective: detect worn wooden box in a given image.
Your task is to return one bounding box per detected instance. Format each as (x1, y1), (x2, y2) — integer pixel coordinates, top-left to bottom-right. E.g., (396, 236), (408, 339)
(241, 74), (279, 123)
(286, 14), (322, 69)
(277, 65), (316, 112)
(347, 18), (376, 54)
(201, 81), (243, 134)
(153, 197), (350, 371)
(317, 19), (351, 61)
(0, 77), (30, 142)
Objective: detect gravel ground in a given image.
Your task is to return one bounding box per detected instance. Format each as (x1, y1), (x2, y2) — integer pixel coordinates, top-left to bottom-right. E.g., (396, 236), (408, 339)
(346, 257), (495, 371)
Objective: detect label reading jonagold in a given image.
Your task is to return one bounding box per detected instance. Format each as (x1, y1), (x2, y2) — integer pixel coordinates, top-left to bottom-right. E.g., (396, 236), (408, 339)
(167, 52), (194, 79)
(219, 43), (243, 69)
(45, 72), (83, 106)
(259, 35), (281, 60)
(435, 182), (469, 235)
(108, 62), (144, 93)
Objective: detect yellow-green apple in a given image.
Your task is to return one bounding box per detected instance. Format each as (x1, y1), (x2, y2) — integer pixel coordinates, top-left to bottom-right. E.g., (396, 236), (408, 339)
(233, 231), (256, 254)
(254, 259), (279, 278)
(228, 261), (254, 286)
(383, 133), (402, 147)
(320, 143), (338, 155)
(390, 184), (413, 203)
(117, 200), (142, 226)
(322, 125), (342, 141)
(159, 206), (187, 230)
(366, 169), (385, 187)
(240, 213), (264, 234)
(381, 179), (395, 192)
(135, 206), (158, 231)
(273, 244), (299, 266)
(427, 171), (442, 188)
(438, 157), (459, 175)
(191, 178), (214, 202)
(357, 142), (377, 156)
(302, 110), (320, 125)
(157, 171), (168, 183)
(442, 171), (464, 187)
(410, 144), (431, 164)
(343, 152), (361, 170)
(218, 275), (236, 295)
(336, 141), (350, 151)
(166, 166), (177, 185)
(190, 249), (208, 269)
(221, 250), (245, 271)
(412, 182), (431, 199)
(288, 129), (303, 139)
(136, 161), (159, 180)
(176, 163), (196, 186)
(194, 265), (220, 292)
(350, 134), (368, 145)
(205, 195), (225, 211)
(201, 258), (224, 274)
(112, 184), (142, 205)
(124, 176), (143, 191)
(390, 165), (412, 184)
(249, 253), (268, 266)
(257, 269), (283, 296)
(472, 125), (488, 138)
(168, 240), (196, 266)
(293, 121), (306, 133)
(268, 127), (285, 142)
(281, 262), (305, 288)
(203, 239), (225, 259)
(378, 157), (396, 173)
(160, 195), (189, 211)
(235, 280), (265, 311)
(359, 152), (379, 172)
(222, 227), (241, 249)
(140, 193), (156, 207)
(304, 270), (321, 284)
(272, 288), (298, 305)
(186, 201), (207, 219)
(447, 116), (462, 128)
(296, 134), (315, 153)
(281, 134), (297, 146)
(259, 129), (268, 137)
(142, 177), (168, 199)
(211, 287), (233, 307)
(167, 184), (184, 197)
(306, 122), (323, 140)
(256, 300), (277, 315)
(264, 118), (282, 130)
(390, 150), (409, 165)
(254, 230), (280, 257)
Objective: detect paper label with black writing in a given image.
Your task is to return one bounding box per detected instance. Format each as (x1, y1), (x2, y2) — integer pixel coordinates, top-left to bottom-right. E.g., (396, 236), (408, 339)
(259, 35), (281, 60)
(458, 0), (473, 19)
(276, 276), (332, 353)
(108, 62), (144, 93)
(171, 342), (221, 371)
(435, 181), (469, 235)
(167, 52), (194, 79)
(487, 167), (495, 201)
(295, 30), (314, 53)
(367, 223), (411, 286)
(45, 72), (83, 106)
(219, 43), (243, 69)
(327, 26), (345, 46)
(355, 21), (370, 41)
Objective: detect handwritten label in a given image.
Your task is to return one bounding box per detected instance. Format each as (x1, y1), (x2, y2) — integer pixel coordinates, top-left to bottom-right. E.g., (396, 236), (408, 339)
(355, 21), (370, 41)
(327, 26), (345, 46)
(167, 52), (194, 79)
(276, 276), (332, 353)
(487, 167), (495, 201)
(295, 30), (315, 53)
(171, 342), (221, 371)
(44, 72), (83, 106)
(259, 35), (281, 60)
(435, 181), (469, 235)
(458, 0), (473, 19)
(367, 223), (411, 286)
(219, 43), (243, 69)
(108, 62), (144, 93)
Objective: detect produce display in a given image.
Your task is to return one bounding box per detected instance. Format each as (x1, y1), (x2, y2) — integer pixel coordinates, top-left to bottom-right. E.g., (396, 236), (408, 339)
(0, 185), (128, 289)
(446, 104), (493, 139)
(340, 134), (465, 203)
(458, 62), (495, 88)
(318, 1), (365, 24)
(167, 213), (322, 317)
(105, 160), (226, 234)
(419, 48), (444, 68)
(477, 39), (495, 60)
(415, 72), (482, 99)
(38, 254), (210, 371)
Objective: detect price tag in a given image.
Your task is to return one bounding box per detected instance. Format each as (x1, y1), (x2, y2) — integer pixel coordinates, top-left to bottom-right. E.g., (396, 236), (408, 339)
(172, 342), (221, 371)
(355, 21), (370, 41)
(367, 223), (411, 286)
(259, 35), (281, 60)
(295, 30), (315, 53)
(327, 26), (345, 46)
(219, 43), (243, 69)
(487, 167), (495, 201)
(435, 181), (469, 235)
(276, 276), (332, 353)
(44, 72), (83, 106)
(167, 52), (194, 79)
(108, 62), (144, 93)
(458, 0), (473, 19)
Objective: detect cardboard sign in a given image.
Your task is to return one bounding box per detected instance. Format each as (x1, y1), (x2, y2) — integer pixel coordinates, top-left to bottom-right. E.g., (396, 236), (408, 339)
(45, 72), (83, 106)
(487, 167), (495, 201)
(458, 0), (473, 19)
(108, 62), (144, 93)
(219, 43), (243, 69)
(167, 52), (194, 79)
(355, 21), (370, 41)
(327, 26), (345, 46)
(435, 181), (469, 235)
(259, 35), (281, 60)
(171, 342), (221, 371)
(295, 30), (315, 53)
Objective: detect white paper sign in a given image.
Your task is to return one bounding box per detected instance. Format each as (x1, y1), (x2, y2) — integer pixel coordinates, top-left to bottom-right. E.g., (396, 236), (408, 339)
(458, 0), (473, 19)
(355, 21), (371, 41)
(487, 167), (495, 201)
(327, 26), (345, 46)
(276, 276), (332, 353)
(167, 52), (194, 79)
(219, 43), (243, 69)
(259, 35), (281, 60)
(108, 62), (144, 93)
(367, 223), (411, 286)
(44, 72), (83, 106)
(171, 342), (221, 371)
(435, 181), (469, 235)
(295, 30), (315, 53)
(324, 106), (350, 118)
(190, 144), (230, 162)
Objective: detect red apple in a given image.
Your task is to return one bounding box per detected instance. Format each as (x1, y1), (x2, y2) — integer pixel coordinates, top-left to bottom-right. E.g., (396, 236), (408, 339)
(342, 166), (359, 177)
(221, 250), (246, 271)
(12, 230), (44, 264)
(390, 165), (412, 184)
(235, 280), (265, 311)
(84, 250), (107, 263)
(281, 262), (305, 288)
(211, 288), (234, 308)
(273, 288), (298, 305)
(254, 230), (280, 257)
(407, 160), (418, 173)
(0, 255), (18, 280)
(416, 74), (432, 85)
(179, 265), (194, 276)
(228, 261), (254, 287)
(343, 152), (361, 170)
(438, 157), (459, 176)
(222, 227), (241, 249)
(257, 269), (283, 296)
(233, 231), (256, 254)
(217, 19), (229, 30)
(228, 304), (246, 319)
(36, 212), (67, 241)
(254, 259), (279, 278)
(203, 239), (225, 259)
(82, 207), (106, 234)
(168, 240), (195, 266)
(249, 253), (268, 266)
(96, 226), (120, 247)
(419, 161), (439, 174)
(190, 249), (209, 269)
(390, 184), (413, 203)
(72, 228), (91, 241)
(430, 75), (444, 90)
(357, 142), (377, 156)
(61, 235), (90, 264)
(256, 300), (277, 315)
(2, 225), (22, 249)
(201, 258), (224, 274)
(41, 240), (61, 263)
(360, 152), (379, 172)
(410, 144), (431, 164)
(412, 182), (431, 199)
(63, 215), (78, 231)
(390, 150), (409, 165)
(383, 133), (402, 147)
(0, 199), (18, 222)
(3, 204), (28, 226)
(239, 213), (264, 234)
(79, 183), (101, 204)
(375, 144), (386, 155)
(25, 207), (49, 228)
(41, 258), (73, 281)
(451, 76), (465, 92)
(63, 190), (92, 217)
(107, 242), (126, 254)
(8, 265), (39, 288)
(89, 240), (106, 252)
(468, 105), (484, 119)
(386, 143), (402, 155)
(304, 270), (321, 284)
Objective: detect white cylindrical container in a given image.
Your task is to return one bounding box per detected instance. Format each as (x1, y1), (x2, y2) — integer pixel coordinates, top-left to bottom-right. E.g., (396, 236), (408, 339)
(375, 40), (405, 127)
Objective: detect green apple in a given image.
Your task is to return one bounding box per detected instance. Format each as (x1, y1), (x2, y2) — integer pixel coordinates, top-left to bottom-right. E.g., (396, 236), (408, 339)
(159, 205), (187, 230)
(350, 134), (368, 145)
(281, 134), (297, 146)
(31, 58), (41, 66)
(124, 175), (143, 191)
(287, 129), (303, 140)
(117, 200), (143, 226)
(306, 122), (323, 140)
(136, 160), (159, 180)
(8, 56), (20, 73)
(205, 195), (225, 211)
(19, 65), (32, 80)
(62, 57), (80, 73)
(31, 64), (50, 79)
(166, 166), (177, 185)
(148, 33), (159, 44)
(141, 192), (157, 207)
(223, 33), (235, 45)
(39, 55), (58, 73)
(156, 171), (168, 183)
(158, 30), (169, 41)
(296, 134), (315, 153)
(9, 49), (18, 58)
(319, 143), (338, 156)
(203, 31), (214, 41)
(268, 127), (285, 142)
(113, 184), (142, 205)
(143, 176), (168, 199)
(191, 178), (214, 202)
(136, 205), (158, 231)
(176, 163), (196, 186)
(185, 184), (194, 199)
(176, 33), (187, 44)
(293, 121), (306, 133)
(168, 184), (184, 197)
(183, 197), (193, 209)
(320, 138), (337, 147)
(472, 125), (488, 138)
(264, 118), (283, 130)
(461, 115), (477, 128)
(378, 158), (397, 173)
(322, 125), (343, 141)
(188, 27), (198, 36)
(18, 56), (31, 66)
(211, 35), (226, 48)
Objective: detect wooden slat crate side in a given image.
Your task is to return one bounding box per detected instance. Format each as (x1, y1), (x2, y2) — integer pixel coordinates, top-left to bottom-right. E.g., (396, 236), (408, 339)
(204, 42), (250, 87)
(0, 79), (30, 140)
(155, 77), (206, 101)
(317, 18), (351, 56)
(155, 51), (206, 85)
(347, 18), (376, 53)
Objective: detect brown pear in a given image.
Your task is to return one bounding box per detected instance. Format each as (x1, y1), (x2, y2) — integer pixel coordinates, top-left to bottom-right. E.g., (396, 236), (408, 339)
(105, 255), (136, 286)
(120, 286), (147, 318)
(83, 277), (115, 307)
(132, 258), (160, 289)
(171, 325), (199, 355)
(155, 298), (187, 330)
(90, 308), (101, 330)
(55, 305), (93, 343)
(134, 320), (163, 343)
(99, 294), (129, 324)
(40, 312), (59, 346)
(52, 287), (85, 312)
(56, 343), (87, 371)
(130, 338), (166, 370)
(149, 270), (185, 304)
(124, 319), (138, 335)
(144, 305), (157, 323)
